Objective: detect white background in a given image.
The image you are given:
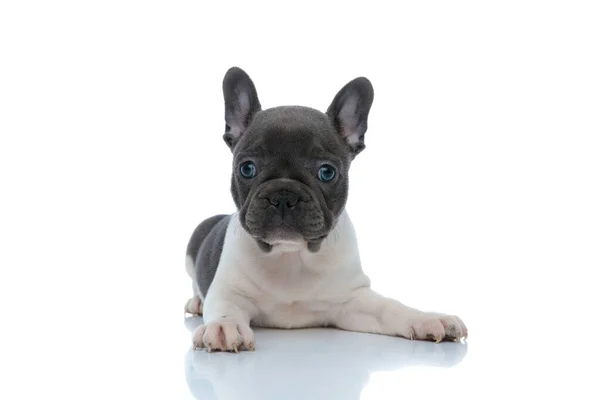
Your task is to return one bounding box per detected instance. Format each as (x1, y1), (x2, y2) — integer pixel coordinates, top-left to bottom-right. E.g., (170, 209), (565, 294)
(1, 1), (599, 399)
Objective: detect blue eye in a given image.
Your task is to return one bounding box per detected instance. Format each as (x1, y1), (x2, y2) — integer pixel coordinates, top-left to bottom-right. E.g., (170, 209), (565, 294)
(318, 164), (336, 182)
(239, 161), (256, 179)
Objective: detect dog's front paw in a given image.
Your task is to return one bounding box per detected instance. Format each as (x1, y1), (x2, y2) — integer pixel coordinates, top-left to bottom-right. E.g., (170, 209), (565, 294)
(403, 313), (468, 342)
(192, 319), (255, 352)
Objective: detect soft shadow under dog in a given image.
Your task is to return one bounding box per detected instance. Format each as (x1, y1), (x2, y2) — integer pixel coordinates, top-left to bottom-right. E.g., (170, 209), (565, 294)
(184, 317), (468, 400)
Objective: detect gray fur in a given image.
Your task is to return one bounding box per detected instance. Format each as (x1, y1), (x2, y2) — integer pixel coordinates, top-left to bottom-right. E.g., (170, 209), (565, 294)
(186, 214), (230, 297)
(186, 67), (374, 297)
(222, 67), (374, 252)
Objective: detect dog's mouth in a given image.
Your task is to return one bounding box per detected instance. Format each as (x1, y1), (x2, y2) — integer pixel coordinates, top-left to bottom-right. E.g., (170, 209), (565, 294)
(238, 178), (334, 252)
(244, 209), (328, 243)
(241, 199), (331, 252)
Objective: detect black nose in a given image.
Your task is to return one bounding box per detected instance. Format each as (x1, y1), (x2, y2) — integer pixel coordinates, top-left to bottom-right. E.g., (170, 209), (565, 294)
(267, 191), (299, 211)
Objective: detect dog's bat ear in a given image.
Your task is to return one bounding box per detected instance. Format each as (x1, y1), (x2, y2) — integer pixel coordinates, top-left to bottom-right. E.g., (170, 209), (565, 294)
(222, 67), (262, 150)
(326, 77), (374, 157)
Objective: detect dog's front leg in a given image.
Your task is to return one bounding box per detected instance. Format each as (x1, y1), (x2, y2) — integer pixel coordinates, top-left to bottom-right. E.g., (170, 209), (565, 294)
(192, 292), (257, 352)
(333, 288), (468, 342)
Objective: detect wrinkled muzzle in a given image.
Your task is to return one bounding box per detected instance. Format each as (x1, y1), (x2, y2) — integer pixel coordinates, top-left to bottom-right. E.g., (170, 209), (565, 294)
(242, 178), (332, 244)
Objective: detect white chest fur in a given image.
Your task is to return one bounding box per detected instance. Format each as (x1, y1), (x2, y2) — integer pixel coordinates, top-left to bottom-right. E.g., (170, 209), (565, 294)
(204, 210), (371, 328)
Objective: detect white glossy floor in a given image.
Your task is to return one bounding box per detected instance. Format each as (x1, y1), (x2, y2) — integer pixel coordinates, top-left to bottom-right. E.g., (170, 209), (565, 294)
(182, 309), (597, 400)
(2, 281), (598, 400)
(183, 318), (468, 400)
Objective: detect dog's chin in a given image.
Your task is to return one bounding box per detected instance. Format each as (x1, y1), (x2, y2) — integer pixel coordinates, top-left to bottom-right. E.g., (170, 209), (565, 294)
(258, 229), (304, 252)
(250, 228), (330, 254)
(264, 232), (303, 245)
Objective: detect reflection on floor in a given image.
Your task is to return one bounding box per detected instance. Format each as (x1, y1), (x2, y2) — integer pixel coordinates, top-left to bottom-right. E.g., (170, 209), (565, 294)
(183, 317), (467, 400)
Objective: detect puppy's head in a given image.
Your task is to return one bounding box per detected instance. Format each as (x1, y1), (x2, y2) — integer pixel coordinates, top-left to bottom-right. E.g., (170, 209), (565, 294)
(222, 67), (373, 252)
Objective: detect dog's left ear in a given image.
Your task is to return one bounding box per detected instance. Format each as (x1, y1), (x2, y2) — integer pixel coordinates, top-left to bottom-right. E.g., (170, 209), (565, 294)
(326, 77), (374, 157)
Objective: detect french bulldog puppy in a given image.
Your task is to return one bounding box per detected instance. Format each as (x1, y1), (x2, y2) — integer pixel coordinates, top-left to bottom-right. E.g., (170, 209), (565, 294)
(185, 67), (467, 352)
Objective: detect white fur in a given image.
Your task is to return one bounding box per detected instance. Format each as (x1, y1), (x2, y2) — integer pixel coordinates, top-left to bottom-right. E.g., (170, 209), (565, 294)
(191, 210), (467, 351)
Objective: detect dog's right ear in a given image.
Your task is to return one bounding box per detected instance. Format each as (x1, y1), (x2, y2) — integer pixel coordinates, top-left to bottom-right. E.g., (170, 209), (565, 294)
(222, 67), (261, 150)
